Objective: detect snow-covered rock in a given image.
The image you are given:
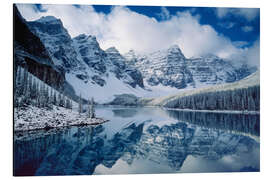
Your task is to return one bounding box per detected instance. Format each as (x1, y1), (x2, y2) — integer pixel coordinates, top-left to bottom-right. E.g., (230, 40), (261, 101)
(14, 105), (108, 132)
(125, 45), (193, 89)
(27, 16), (147, 102)
(187, 54), (256, 86)
(28, 17), (82, 72)
(125, 47), (256, 90)
(24, 15), (257, 103)
(105, 47), (144, 88)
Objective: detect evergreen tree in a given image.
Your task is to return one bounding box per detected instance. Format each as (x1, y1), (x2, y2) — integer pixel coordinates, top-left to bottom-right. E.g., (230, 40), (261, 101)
(16, 66), (22, 97)
(78, 94), (82, 115)
(90, 97), (95, 118)
(23, 67), (28, 96)
(164, 86), (259, 111)
(53, 91), (57, 105)
(87, 99), (91, 118)
(59, 93), (65, 107)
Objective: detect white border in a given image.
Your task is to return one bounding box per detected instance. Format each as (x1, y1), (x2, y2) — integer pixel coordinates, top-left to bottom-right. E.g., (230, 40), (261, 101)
(1, 0), (269, 180)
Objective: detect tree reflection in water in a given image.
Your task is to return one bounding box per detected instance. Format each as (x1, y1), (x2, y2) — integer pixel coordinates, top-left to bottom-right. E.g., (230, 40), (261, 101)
(14, 109), (259, 176)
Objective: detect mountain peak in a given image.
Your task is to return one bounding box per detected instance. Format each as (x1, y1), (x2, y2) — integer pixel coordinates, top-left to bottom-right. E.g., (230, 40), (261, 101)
(73, 34), (87, 40)
(106, 47), (120, 54)
(163, 44), (186, 60)
(167, 44), (183, 54)
(88, 35), (97, 42)
(73, 34), (100, 48)
(36, 16), (60, 23)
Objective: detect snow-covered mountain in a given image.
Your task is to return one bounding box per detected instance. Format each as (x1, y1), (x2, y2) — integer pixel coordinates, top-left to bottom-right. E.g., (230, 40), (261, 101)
(27, 17), (146, 102)
(28, 16), (82, 72)
(22, 14), (257, 103)
(14, 6), (65, 90)
(142, 70), (260, 107)
(125, 45), (193, 89)
(187, 54), (256, 86)
(125, 46), (256, 90)
(105, 47), (144, 88)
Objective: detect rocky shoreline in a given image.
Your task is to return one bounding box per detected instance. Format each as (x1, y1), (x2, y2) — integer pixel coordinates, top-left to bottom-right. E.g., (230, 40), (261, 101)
(14, 105), (109, 132)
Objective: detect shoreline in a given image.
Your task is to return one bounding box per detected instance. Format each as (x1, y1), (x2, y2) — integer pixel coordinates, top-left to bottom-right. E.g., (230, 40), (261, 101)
(162, 107), (260, 115)
(14, 105), (109, 132)
(14, 119), (109, 133)
(99, 104), (260, 115)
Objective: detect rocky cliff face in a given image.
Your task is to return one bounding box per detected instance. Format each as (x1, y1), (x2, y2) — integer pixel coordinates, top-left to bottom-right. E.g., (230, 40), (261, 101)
(27, 14), (146, 89)
(73, 34), (107, 74)
(72, 34), (144, 88)
(14, 6), (64, 89)
(125, 47), (256, 89)
(28, 16), (82, 73)
(26, 16), (145, 100)
(125, 45), (193, 89)
(187, 54), (256, 86)
(105, 47), (144, 88)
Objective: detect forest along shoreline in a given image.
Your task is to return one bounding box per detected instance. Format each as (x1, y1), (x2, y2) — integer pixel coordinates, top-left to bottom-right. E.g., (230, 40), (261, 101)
(14, 66), (259, 133)
(162, 107), (260, 115)
(14, 67), (108, 132)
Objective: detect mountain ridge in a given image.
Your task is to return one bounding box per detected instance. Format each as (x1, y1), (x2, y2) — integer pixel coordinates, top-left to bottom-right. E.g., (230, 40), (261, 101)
(17, 13), (258, 102)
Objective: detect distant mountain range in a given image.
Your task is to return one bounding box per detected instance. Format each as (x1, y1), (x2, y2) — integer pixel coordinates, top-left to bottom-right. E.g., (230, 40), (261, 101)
(14, 5), (257, 103)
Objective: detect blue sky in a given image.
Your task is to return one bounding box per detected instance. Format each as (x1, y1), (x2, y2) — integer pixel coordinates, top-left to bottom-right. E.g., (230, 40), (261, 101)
(93, 5), (259, 48)
(34, 4), (259, 47)
(17, 4), (260, 66)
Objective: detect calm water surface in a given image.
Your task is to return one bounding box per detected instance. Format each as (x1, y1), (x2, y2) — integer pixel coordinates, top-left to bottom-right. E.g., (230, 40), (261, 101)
(14, 106), (260, 176)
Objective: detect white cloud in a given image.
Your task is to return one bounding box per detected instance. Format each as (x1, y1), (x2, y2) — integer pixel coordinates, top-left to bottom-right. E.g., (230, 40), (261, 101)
(232, 41), (249, 48)
(230, 40), (260, 68)
(218, 22), (235, 29)
(244, 40), (260, 67)
(216, 8), (259, 21)
(16, 4), (259, 66)
(16, 4), (108, 40)
(16, 4), (41, 21)
(241, 25), (254, 32)
(158, 7), (170, 20)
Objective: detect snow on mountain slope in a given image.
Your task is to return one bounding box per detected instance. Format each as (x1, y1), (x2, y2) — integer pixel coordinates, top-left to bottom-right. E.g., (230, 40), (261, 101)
(25, 15), (257, 104)
(142, 70), (259, 106)
(105, 47), (144, 88)
(125, 47), (256, 90)
(27, 16), (147, 102)
(187, 54), (256, 86)
(66, 72), (147, 103)
(28, 17), (82, 72)
(125, 45), (194, 89)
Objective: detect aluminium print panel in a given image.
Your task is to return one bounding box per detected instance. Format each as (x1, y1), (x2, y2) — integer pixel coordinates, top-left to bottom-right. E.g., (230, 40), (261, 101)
(13, 3), (260, 176)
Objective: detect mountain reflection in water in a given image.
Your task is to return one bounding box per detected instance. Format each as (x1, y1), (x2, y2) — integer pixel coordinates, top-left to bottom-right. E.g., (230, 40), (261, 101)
(14, 107), (259, 176)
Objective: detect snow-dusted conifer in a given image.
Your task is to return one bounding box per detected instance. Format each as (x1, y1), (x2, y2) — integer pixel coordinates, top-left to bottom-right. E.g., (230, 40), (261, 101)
(16, 66), (22, 97)
(78, 94), (82, 115)
(90, 97), (95, 118)
(59, 93), (65, 107)
(23, 67), (28, 96)
(87, 99), (91, 118)
(57, 92), (62, 107)
(53, 90), (57, 105)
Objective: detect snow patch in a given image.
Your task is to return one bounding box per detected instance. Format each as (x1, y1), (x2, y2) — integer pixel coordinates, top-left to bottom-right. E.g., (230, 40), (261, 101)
(65, 73), (148, 103)
(14, 105), (108, 132)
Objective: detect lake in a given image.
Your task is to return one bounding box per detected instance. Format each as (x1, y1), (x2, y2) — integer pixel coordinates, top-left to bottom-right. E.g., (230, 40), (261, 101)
(14, 106), (260, 176)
